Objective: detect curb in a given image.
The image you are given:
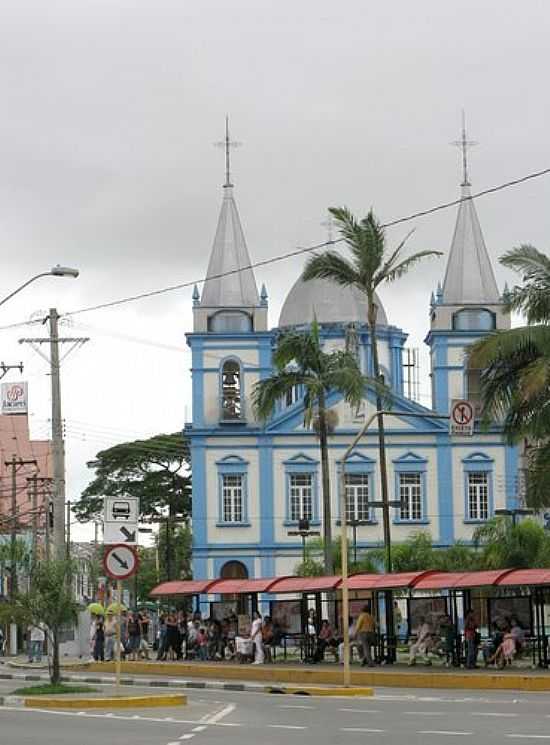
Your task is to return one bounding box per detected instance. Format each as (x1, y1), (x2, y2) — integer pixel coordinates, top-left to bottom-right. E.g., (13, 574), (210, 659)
(265, 685), (374, 697)
(23, 693), (187, 710)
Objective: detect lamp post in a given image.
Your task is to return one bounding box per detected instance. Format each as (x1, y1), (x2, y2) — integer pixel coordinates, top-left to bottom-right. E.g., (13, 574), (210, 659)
(494, 507), (534, 527)
(339, 408), (449, 686)
(0, 265), (79, 308)
(345, 519), (371, 565)
(288, 519), (321, 565)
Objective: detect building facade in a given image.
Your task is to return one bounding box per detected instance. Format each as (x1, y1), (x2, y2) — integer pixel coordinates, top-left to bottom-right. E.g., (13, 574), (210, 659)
(185, 156), (518, 583)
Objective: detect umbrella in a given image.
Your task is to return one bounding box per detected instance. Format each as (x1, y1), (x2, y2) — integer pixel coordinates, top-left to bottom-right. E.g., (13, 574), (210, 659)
(87, 603), (105, 615)
(106, 602), (127, 614)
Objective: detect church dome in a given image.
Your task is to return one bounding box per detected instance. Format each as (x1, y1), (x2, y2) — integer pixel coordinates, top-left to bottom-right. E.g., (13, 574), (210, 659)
(278, 276), (388, 328)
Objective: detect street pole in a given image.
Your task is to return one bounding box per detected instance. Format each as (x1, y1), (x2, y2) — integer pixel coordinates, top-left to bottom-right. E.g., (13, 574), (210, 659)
(9, 454), (17, 596)
(49, 308), (65, 560)
(31, 477), (38, 564)
(66, 500), (71, 558)
(115, 580), (122, 695)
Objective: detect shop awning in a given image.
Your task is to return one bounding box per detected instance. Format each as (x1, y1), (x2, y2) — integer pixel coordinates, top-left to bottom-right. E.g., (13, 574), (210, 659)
(270, 576), (342, 593)
(205, 577), (287, 594)
(345, 571), (433, 591)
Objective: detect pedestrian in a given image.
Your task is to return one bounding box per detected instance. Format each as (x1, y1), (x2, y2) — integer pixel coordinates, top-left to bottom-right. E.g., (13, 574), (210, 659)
(262, 616), (274, 663)
(439, 614), (456, 667)
(464, 609), (478, 669)
(28, 622), (46, 664)
(104, 612), (116, 661)
(196, 627), (208, 660)
(482, 622), (503, 667)
(250, 610), (264, 664)
(93, 617), (105, 662)
(315, 619), (337, 662)
(126, 612), (141, 661)
(408, 617), (433, 666)
(157, 613), (167, 660)
(356, 603), (376, 667)
(139, 611), (150, 659)
(165, 610), (180, 660)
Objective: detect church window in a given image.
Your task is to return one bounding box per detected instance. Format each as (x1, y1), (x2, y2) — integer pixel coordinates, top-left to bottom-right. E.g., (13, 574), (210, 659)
(285, 385), (300, 408)
(221, 359), (243, 421)
(222, 474), (244, 523)
(289, 473), (313, 522)
(345, 473), (371, 522)
(467, 472), (489, 521)
(465, 360), (482, 415)
(453, 308), (495, 331)
(399, 472), (423, 521)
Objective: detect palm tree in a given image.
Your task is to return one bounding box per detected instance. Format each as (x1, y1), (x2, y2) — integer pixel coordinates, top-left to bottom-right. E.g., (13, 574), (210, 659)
(473, 517), (550, 569)
(469, 245), (550, 509)
(302, 208), (442, 571)
(253, 319), (366, 573)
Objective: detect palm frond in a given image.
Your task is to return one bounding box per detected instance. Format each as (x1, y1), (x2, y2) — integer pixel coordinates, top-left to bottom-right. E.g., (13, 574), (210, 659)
(302, 251), (359, 288)
(383, 250), (443, 282)
(253, 370), (311, 421)
(500, 245), (550, 324)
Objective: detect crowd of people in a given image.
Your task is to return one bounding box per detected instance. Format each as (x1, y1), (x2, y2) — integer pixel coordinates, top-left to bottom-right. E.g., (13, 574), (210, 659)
(86, 603), (529, 669)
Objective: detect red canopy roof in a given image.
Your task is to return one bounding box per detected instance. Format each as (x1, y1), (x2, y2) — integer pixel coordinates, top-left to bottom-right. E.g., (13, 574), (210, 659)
(345, 571), (433, 591)
(271, 576), (342, 593)
(206, 577), (285, 595)
(149, 580), (216, 597)
(496, 569), (550, 587)
(413, 570), (513, 590)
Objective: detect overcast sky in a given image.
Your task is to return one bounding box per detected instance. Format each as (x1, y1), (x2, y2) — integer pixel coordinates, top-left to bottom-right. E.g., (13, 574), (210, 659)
(1, 0), (549, 541)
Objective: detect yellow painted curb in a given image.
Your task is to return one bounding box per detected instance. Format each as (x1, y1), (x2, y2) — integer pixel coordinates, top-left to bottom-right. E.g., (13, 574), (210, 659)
(87, 661), (550, 693)
(24, 693), (187, 710)
(265, 685), (374, 697)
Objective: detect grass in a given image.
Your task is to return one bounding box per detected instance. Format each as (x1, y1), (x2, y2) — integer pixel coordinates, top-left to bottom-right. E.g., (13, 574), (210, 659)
(12, 683), (99, 696)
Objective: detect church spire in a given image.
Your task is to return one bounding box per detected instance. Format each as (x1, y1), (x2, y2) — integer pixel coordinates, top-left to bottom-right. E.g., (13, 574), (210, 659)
(200, 119), (260, 309)
(441, 116), (500, 305)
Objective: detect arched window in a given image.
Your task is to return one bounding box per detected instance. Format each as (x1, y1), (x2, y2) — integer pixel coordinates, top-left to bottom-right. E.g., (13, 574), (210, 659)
(220, 561), (248, 580)
(209, 311), (252, 332)
(221, 359), (243, 421)
(453, 308), (495, 331)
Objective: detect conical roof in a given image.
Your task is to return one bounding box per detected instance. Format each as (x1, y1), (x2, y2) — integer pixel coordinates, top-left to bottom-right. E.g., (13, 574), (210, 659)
(200, 186), (260, 308)
(442, 184), (500, 304)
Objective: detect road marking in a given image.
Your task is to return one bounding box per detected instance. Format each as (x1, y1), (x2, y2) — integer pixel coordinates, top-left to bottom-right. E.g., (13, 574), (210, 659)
(268, 724), (308, 730)
(179, 737), (195, 741)
(341, 727), (386, 734)
(506, 737), (550, 740)
(404, 711), (446, 716)
(339, 708), (382, 714)
(279, 704), (316, 710)
(0, 707), (240, 727)
(473, 712), (518, 717)
(191, 726), (207, 732)
(419, 731), (472, 737)
(202, 703), (236, 725)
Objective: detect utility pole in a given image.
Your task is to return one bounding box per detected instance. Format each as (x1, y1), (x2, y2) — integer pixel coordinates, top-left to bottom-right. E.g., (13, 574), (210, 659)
(66, 500), (71, 557)
(30, 476), (38, 563)
(6, 455), (37, 594)
(20, 310), (88, 559)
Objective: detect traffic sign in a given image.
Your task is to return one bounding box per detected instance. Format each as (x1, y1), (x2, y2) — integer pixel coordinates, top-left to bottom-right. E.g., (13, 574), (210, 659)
(103, 544), (139, 580)
(449, 399), (474, 436)
(104, 497), (139, 524)
(103, 522), (138, 545)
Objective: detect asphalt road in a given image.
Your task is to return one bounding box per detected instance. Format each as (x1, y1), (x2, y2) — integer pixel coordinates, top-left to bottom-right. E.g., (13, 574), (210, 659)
(1, 679), (550, 745)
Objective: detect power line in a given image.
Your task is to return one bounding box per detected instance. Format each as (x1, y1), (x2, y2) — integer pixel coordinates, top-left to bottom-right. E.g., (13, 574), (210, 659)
(0, 165), (547, 333)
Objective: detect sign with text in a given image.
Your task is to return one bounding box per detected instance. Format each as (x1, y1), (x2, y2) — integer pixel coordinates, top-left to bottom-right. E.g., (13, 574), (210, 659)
(449, 399), (474, 436)
(1, 381), (28, 415)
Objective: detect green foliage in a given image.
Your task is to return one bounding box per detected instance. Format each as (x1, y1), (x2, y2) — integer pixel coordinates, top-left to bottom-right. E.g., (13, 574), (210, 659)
(473, 517), (550, 569)
(293, 536), (381, 576)
(0, 559), (81, 684)
(12, 683), (98, 695)
(136, 525), (192, 599)
(73, 433), (191, 522)
(0, 538), (32, 573)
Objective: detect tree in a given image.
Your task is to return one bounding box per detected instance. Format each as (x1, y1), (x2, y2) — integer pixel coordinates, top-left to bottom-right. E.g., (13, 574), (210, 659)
(135, 525), (192, 601)
(469, 245), (550, 509)
(293, 535), (381, 576)
(73, 433), (191, 523)
(303, 208), (442, 571)
(253, 320), (366, 573)
(0, 559), (80, 683)
(474, 517), (550, 569)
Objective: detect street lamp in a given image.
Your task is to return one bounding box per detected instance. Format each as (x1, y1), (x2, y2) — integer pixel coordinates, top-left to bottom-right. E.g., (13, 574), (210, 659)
(494, 507), (534, 527)
(288, 518), (321, 564)
(0, 265), (79, 308)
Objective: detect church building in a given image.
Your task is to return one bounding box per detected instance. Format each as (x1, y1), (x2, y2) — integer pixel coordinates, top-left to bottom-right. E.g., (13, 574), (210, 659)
(185, 127), (518, 583)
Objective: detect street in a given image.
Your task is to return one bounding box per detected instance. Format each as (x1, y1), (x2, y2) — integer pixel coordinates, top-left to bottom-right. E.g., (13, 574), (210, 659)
(1, 677), (550, 745)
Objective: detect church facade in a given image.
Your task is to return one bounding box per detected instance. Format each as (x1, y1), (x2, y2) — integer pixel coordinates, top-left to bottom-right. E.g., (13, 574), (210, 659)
(185, 151), (518, 583)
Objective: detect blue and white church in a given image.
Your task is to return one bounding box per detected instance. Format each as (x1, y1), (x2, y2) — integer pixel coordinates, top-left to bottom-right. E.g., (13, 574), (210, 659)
(185, 135), (518, 583)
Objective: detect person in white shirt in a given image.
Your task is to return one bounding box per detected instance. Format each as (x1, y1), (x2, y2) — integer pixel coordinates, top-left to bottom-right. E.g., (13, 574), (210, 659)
(250, 611), (264, 664)
(28, 623), (46, 663)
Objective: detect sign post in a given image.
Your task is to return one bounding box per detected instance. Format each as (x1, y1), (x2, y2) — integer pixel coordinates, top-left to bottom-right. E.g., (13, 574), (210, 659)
(103, 544), (139, 695)
(449, 399), (475, 436)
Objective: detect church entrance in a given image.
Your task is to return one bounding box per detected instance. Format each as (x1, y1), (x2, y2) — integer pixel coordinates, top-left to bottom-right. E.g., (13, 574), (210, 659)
(219, 561), (249, 615)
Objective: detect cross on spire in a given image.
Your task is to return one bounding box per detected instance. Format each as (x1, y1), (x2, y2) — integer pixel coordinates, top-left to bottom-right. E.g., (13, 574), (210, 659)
(451, 111), (477, 186)
(321, 213), (335, 244)
(214, 116), (242, 188)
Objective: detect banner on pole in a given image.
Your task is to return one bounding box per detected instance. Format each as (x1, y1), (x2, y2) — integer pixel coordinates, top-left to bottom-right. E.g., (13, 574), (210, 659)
(1, 381), (28, 415)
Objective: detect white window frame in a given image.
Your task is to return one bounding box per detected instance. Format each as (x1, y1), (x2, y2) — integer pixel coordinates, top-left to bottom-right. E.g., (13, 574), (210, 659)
(399, 472), (423, 521)
(289, 473), (313, 522)
(345, 473), (371, 522)
(467, 471), (489, 521)
(222, 473), (244, 523)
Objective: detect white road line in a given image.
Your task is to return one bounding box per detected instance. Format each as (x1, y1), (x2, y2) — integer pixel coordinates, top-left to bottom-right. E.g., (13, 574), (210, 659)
(506, 737), (550, 740)
(0, 707), (238, 727)
(179, 737), (195, 742)
(191, 726), (207, 732)
(268, 724), (308, 730)
(279, 704), (316, 710)
(473, 712), (518, 717)
(404, 711), (447, 716)
(419, 731), (473, 737)
(339, 708), (382, 714)
(202, 703), (236, 725)
(341, 727), (386, 734)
